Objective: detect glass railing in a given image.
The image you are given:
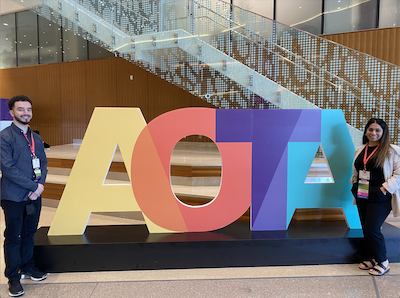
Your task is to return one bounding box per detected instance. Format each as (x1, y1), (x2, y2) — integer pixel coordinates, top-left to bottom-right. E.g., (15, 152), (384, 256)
(13, 0), (400, 145)
(189, 1), (359, 103)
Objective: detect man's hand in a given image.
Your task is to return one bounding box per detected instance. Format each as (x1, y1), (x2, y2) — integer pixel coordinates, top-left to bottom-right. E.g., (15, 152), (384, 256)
(29, 192), (39, 200)
(29, 184), (44, 200)
(34, 184), (44, 196)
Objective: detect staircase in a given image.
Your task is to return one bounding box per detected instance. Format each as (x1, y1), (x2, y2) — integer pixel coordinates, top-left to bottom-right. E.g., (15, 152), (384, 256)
(13, 0), (400, 146)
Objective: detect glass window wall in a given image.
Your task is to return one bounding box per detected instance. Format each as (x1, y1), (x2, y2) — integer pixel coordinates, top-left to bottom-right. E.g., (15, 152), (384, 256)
(62, 29), (88, 62)
(88, 41), (115, 60)
(276, 0), (323, 35)
(0, 14), (17, 68)
(16, 10), (38, 66)
(232, 0), (274, 20)
(38, 15), (62, 64)
(324, 0), (378, 34)
(379, 0), (400, 28)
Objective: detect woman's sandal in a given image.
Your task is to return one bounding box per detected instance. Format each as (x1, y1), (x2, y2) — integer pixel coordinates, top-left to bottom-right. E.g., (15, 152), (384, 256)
(359, 260), (375, 270)
(369, 263), (390, 276)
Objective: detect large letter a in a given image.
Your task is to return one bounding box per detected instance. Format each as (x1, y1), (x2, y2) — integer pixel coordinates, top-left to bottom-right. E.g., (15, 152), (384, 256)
(48, 108), (147, 236)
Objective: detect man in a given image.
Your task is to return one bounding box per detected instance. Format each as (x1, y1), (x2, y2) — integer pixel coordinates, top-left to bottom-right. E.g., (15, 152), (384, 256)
(1, 95), (48, 297)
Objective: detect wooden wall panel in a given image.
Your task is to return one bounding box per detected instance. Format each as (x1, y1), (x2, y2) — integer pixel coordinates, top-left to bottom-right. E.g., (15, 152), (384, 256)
(146, 66), (215, 121)
(59, 61), (88, 144)
(85, 58), (117, 121)
(0, 68), (17, 99)
(147, 72), (195, 121)
(377, 30), (386, 62)
(0, 57), (217, 145)
(115, 58), (149, 121)
(322, 27), (400, 66)
(0, 66), (38, 102)
(34, 63), (62, 146)
(396, 29), (400, 64)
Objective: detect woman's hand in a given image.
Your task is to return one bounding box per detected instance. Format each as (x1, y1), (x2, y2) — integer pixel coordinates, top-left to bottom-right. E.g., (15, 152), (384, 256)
(380, 186), (388, 195)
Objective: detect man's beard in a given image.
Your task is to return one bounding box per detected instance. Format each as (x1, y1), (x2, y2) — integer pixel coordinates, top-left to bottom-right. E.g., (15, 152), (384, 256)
(15, 116), (31, 125)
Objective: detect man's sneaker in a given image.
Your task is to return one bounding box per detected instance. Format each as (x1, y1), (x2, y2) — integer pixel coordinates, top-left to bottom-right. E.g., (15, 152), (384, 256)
(8, 280), (24, 297)
(20, 268), (47, 281)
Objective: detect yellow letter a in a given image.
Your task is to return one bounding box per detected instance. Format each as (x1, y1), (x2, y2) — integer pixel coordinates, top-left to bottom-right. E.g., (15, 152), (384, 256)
(48, 108), (147, 236)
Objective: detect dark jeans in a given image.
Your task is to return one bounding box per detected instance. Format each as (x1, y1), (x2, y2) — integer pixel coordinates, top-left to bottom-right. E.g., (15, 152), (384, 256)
(356, 194), (392, 263)
(1, 198), (41, 281)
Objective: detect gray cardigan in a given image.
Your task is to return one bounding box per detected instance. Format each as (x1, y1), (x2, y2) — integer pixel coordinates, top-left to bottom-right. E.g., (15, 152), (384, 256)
(1, 123), (48, 202)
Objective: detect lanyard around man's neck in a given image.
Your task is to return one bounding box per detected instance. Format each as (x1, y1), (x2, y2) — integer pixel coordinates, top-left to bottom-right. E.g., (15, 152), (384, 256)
(22, 128), (36, 158)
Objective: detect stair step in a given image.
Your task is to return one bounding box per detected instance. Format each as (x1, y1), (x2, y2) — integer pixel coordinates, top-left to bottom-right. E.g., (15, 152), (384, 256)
(44, 142), (222, 201)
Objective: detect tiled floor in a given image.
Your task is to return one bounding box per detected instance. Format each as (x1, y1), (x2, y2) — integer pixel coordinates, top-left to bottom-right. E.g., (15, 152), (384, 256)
(1, 144), (400, 297)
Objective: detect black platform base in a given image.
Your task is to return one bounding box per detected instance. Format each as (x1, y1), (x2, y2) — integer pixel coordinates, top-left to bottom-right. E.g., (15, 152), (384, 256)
(34, 221), (400, 272)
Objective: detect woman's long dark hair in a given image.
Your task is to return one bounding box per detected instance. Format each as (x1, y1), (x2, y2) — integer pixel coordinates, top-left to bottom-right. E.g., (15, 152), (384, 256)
(362, 118), (390, 168)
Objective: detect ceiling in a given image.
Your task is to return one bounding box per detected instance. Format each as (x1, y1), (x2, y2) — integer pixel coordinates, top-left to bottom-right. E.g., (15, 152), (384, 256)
(0, 0), (26, 15)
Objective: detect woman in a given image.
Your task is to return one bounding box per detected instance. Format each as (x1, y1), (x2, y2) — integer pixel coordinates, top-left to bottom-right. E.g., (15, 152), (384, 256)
(351, 118), (400, 276)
